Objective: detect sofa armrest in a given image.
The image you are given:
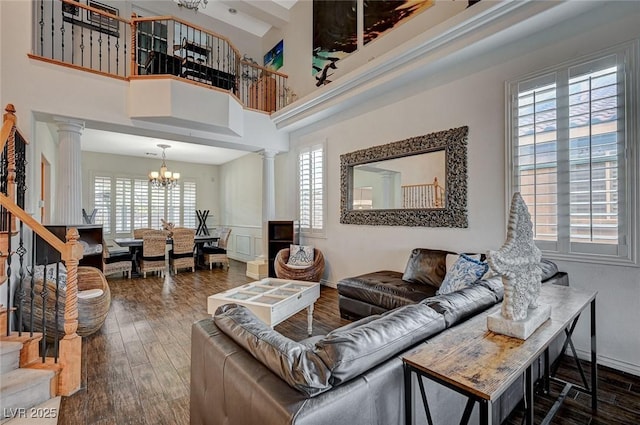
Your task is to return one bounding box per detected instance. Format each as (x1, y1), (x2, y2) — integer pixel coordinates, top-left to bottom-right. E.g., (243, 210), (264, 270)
(213, 304), (331, 397)
(191, 318), (310, 425)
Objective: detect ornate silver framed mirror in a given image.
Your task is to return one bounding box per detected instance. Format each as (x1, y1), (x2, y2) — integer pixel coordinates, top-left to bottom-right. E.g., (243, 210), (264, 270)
(340, 126), (468, 227)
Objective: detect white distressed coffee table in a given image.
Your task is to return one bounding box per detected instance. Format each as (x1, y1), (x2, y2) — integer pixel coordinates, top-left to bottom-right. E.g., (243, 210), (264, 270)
(208, 278), (321, 335)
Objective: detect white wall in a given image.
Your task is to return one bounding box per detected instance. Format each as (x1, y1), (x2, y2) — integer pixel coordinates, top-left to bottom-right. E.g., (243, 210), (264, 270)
(281, 6), (640, 374)
(219, 153), (263, 261)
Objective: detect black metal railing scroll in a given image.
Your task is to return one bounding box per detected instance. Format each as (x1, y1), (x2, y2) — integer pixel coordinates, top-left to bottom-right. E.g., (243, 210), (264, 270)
(32, 3), (291, 112)
(36, 0), (130, 79)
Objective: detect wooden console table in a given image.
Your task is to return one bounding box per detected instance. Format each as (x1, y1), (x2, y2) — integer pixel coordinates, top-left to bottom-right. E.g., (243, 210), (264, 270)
(403, 284), (597, 425)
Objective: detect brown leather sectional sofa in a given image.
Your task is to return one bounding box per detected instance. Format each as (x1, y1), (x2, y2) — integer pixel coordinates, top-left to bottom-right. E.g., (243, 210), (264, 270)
(190, 248), (568, 425)
(337, 248), (568, 320)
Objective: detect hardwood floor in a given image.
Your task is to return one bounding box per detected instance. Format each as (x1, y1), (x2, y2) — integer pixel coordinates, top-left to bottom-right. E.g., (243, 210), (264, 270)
(59, 260), (640, 424)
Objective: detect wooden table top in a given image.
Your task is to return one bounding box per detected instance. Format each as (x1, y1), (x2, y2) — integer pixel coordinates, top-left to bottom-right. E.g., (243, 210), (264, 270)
(403, 284), (597, 401)
(114, 234), (218, 247)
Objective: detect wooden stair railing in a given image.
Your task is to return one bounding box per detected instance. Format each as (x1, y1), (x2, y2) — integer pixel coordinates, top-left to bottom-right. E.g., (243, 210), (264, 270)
(1, 104), (84, 396)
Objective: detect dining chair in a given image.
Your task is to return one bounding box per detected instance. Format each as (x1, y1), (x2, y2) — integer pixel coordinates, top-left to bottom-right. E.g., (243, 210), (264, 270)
(202, 228), (231, 269)
(138, 230), (167, 278)
(102, 243), (132, 279)
(133, 227), (154, 239)
(170, 227), (195, 274)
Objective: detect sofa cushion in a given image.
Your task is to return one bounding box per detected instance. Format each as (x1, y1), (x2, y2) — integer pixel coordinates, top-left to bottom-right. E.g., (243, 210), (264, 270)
(337, 271), (438, 311)
(422, 281), (501, 327)
(213, 304), (332, 397)
(401, 248), (452, 288)
(315, 303), (446, 385)
(438, 254), (488, 295)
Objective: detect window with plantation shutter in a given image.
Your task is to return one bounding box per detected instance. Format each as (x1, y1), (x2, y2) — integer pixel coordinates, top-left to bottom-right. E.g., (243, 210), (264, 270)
(150, 186), (165, 229)
(167, 184), (181, 225)
(93, 176), (111, 234)
(95, 177), (198, 235)
(508, 43), (635, 263)
(133, 179), (149, 229)
(183, 181), (196, 228)
(115, 178), (132, 233)
(298, 143), (325, 235)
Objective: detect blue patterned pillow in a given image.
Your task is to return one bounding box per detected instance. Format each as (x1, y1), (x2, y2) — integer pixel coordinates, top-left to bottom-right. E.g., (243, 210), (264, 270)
(437, 254), (488, 295)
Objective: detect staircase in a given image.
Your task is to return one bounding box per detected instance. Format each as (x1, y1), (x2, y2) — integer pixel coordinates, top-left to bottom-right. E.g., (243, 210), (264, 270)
(0, 336), (58, 423)
(0, 104), (83, 421)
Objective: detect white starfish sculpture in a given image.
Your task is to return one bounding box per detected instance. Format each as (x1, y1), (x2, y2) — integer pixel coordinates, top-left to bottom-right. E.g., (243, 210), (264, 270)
(487, 193), (542, 321)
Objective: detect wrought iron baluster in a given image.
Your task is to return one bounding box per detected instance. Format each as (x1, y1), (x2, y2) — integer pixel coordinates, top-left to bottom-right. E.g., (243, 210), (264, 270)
(16, 221), (26, 337)
(107, 32), (111, 74)
(51, 0), (55, 58)
(54, 262), (60, 362)
(98, 21), (103, 71)
(90, 27), (93, 69)
(4, 211), (11, 336)
(60, 5), (65, 62)
(29, 232), (36, 338)
(80, 25), (85, 68)
(39, 0), (44, 56)
(115, 22), (120, 75)
(40, 261), (49, 362)
(71, 14), (74, 65)
(216, 37), (220, 86)
(15, 131), (27, 209)
(122, 23), (126, 76)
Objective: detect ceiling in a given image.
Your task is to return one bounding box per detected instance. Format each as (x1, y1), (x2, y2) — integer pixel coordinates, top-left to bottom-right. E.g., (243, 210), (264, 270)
(81, 128), (249, 165)
(189, 0), (297, 37)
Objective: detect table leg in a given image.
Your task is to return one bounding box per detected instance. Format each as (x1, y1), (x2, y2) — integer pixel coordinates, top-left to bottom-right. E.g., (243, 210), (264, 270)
(591, 298), (598, 411)
(525, 365), (534, 425)
(307, 303), (314, 336)
(479, 399), (490, 425)
(404, 365), (412, 425)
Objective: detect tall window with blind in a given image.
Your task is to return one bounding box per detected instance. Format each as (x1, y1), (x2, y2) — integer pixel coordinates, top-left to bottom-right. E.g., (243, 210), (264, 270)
(133, 179), (149, 228)
(508, 44), (635, 262)
(115, 178), (132, 234)
(183, 182), (197, 228)
(94, 176), (111, 233)
(93, 176), (198, 236)
(298, 143), (325, 235)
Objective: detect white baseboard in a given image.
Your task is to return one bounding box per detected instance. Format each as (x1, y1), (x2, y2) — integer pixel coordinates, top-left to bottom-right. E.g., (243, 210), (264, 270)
(320, 279), (337, 288)
(573, 347), (640, 377)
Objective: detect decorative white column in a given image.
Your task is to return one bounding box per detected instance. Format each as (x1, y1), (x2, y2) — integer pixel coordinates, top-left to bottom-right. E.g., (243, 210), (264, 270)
(54, 118), (85, 224)
(262, 149), (277, 223)
(247, 149), (278, 280)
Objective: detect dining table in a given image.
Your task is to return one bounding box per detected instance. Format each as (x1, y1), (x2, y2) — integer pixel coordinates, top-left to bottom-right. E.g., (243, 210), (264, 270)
(114, 234), (220, 272)
(114, 234), (218, 247)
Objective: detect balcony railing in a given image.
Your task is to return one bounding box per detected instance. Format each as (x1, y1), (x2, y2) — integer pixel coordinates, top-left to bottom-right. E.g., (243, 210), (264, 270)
(32, 0), (290, 113)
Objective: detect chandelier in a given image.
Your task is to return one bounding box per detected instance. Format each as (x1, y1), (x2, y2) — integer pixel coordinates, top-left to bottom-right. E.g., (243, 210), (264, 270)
(177, 0), (208, 11)
(149, 144), (180, 189)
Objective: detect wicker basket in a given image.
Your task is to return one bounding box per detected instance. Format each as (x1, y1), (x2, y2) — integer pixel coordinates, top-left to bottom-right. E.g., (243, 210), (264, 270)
(274, 248), (325, 282)
(19, 266), (111, 338)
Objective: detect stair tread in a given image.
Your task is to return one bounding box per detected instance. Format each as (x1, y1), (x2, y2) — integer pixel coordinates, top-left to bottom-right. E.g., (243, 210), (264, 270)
(0, 368), (55, 397)
(0, 341), (23, 355)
